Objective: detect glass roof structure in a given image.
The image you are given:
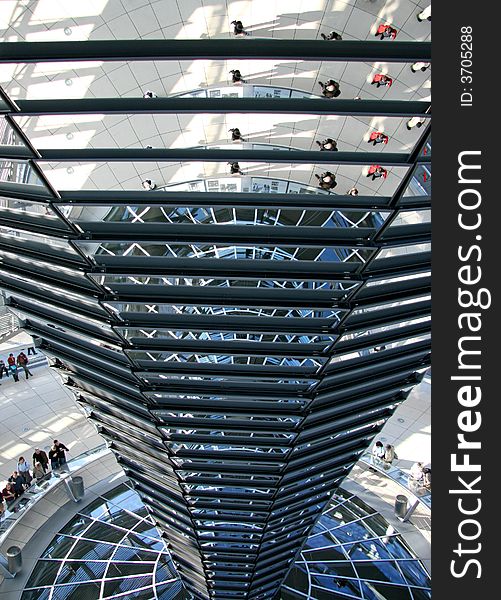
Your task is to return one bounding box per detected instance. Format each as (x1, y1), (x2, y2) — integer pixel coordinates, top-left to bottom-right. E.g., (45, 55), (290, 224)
(0, 3), (431, 598)
(22, 482), (430, 600)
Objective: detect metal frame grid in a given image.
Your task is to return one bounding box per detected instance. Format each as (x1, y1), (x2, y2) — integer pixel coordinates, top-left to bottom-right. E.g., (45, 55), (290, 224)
(21, 482), (186, 600)
(0, 39), (431, 600)
(21, 483), (430, 600)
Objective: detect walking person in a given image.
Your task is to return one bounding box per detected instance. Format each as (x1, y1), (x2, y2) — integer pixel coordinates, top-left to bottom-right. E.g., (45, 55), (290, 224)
(315, 138), (338, 151)
(143, 90), (157, 98)
(320, 31), (342, 41)
(318, 79), (341, 98)
(229, 127), (245, 142)
(315, 172), (337, 190)
(32, 448), (49, 473)
(371, 73), (393, 88)
(17, 351), (33, 379)
(367, 165), (388, 181)
(231, 20), (248, 36)
(7, 353), (15, 368)
(347, 187), (359, 196)
(368, 131), (389, 146)
(17, 457), (32, 485)
(375, 24), (397, 40)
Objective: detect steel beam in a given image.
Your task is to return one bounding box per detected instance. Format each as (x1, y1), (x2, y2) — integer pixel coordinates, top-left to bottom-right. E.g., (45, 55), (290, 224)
(56, 190), (431, 210)
(36, 147), (428, 166)
(14, 97), (431, 117)
(0, 39), (431, 63)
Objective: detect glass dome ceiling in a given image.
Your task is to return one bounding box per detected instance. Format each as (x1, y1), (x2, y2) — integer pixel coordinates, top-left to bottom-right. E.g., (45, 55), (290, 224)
(21, 483), (430, 600)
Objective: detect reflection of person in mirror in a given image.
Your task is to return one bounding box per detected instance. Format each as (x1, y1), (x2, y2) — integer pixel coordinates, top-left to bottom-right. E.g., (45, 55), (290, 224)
(231, 20), (248, 36)
(411, 62), (431, 73)
(318, 80), (340, 98)
(229, 127), (245, 142)
(142, 179), (156, 190)
(230, 69), (246, 84)
(367, 165), (388, 181)
(417, 6), (431, 22)
(371, 73), (393, 88)
(375, 24), (397, 40)
(228, 162), (244, 175)
(406, 117), (425, 130)
(368, 132), (389, 146)
(320, 31), (342, 41)
(315, 172), (337, 190)
(316, 138), (338, 151)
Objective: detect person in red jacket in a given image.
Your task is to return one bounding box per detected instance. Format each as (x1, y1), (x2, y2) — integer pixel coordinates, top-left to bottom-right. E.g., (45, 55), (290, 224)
(375, 24), (397, 40)
(368, 131), (389, 146)
(371, 73), (393, 88)
(367, 165), (388, 181)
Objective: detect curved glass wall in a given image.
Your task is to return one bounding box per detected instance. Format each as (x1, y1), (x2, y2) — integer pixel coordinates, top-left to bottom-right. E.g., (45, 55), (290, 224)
(21, 484), (430, 600)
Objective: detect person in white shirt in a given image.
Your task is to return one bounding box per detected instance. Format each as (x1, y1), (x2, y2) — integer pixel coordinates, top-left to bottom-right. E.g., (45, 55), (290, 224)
(417, 6), (431, 22)
(371, 440), (385, 465)
(410, 461), (424, 482)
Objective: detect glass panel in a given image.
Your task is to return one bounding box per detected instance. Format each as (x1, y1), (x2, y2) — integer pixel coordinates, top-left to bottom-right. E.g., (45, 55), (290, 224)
(24, 559), (63, 588)
(51, 582), (102, 599)
(360, 581), (413, 600)
(0, 116), (24, 145)
(56, 560), (107, 584)
(0, 160), (45, 185)
(403, 164), (431, 197)
(103, 574), (153, 596)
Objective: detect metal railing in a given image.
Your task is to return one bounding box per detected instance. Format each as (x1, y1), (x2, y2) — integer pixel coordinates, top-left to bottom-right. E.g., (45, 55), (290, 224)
(0, 444), (110, 544)
(0, 309), (19, 342)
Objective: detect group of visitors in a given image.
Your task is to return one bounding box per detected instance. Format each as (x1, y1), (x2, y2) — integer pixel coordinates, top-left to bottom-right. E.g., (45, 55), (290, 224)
(140, 15), (428, 192)
(372, 440), (397, 466)
(0, 351), (34, 383)
(370, 440), (431, 490)
(410, 461), (432, 489)
(0, 440), (69, 513)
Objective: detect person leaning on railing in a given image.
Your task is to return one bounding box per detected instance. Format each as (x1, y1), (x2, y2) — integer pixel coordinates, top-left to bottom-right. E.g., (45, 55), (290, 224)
(1, 483), (16, 506)
(33, 461), (46, 482)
